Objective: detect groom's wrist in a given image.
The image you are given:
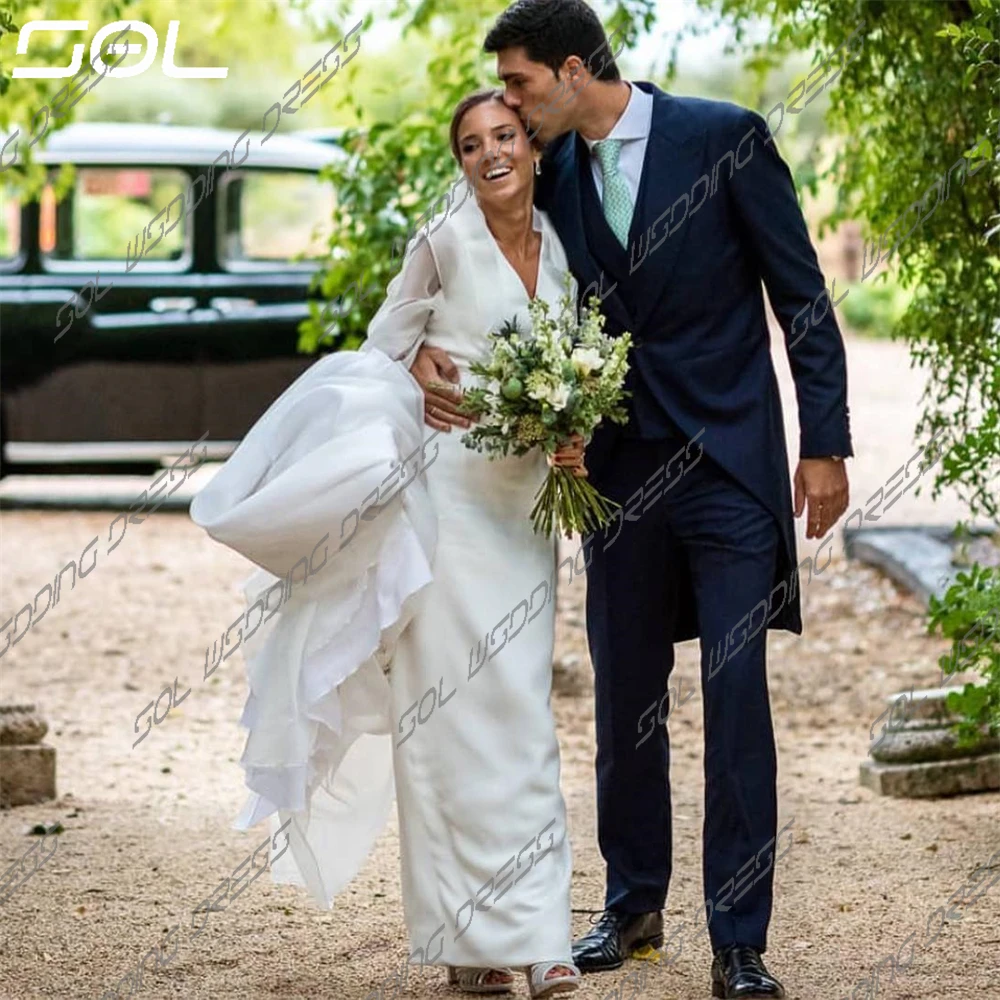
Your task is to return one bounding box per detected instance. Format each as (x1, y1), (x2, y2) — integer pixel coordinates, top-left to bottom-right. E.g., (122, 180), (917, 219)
(799, 435), (853, 462)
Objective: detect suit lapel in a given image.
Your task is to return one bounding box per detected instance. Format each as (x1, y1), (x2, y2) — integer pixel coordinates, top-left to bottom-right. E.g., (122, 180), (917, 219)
(625, 121), (656, 252)
(625, 85), (710, 330)
(544, 133), (632, 333)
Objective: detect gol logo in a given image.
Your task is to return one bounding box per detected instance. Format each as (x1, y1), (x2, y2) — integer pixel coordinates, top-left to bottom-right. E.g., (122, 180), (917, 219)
(13, 19), (229, 79)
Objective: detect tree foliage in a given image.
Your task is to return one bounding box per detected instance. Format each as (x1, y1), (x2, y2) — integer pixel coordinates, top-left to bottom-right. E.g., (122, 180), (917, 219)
(928, 561), (1000, 742)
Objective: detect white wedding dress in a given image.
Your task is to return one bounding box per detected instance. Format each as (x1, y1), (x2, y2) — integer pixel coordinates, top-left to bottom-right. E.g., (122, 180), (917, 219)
(189, 192), (577, 969)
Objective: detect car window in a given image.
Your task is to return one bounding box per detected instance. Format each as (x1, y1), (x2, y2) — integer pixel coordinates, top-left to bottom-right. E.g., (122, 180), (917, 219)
(0, 180), (19, 262)
(42, 167), (189, 265)
(218, 170), (334, 267)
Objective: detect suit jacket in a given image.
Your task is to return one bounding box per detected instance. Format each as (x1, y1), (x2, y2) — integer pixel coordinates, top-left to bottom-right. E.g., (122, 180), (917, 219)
(535, 82), (854, 639)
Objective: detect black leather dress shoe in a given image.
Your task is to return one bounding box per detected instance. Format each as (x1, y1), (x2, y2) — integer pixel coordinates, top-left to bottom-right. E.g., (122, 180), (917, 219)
(571, 910), (663, 972)
(711, 945), (785, 998)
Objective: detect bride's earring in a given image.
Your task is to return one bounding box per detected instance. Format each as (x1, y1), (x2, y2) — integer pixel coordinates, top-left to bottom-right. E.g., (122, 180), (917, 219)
(534, 159), (541, 176)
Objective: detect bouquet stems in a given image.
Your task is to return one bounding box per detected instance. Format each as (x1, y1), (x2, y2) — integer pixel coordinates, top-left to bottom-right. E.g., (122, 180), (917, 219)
(530, 466), (621, 538)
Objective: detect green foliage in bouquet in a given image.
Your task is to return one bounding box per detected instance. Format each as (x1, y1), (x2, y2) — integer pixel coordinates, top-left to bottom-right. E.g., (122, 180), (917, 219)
(456, 273), (633, 538)
(927, 562), (1000, 747)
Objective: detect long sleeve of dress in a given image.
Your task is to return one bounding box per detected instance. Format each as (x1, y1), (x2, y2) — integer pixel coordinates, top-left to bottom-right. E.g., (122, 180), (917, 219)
(362, 234), (441, 371)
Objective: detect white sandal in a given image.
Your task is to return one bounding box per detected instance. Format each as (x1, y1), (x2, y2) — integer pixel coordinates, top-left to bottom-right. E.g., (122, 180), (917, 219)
(526, 961), (581, 998)
(446, 965), (516, 994)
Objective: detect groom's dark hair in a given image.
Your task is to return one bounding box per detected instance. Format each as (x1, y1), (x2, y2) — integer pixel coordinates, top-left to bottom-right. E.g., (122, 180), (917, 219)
(484, 0), (621, 82)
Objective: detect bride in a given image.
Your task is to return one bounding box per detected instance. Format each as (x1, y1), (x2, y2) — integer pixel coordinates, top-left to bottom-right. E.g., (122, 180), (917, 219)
(190, 90), (587, 997)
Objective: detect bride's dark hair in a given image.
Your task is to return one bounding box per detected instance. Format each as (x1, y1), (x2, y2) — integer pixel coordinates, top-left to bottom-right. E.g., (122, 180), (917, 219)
(449, 88), (543, 165)
(449, 89), (505, 163)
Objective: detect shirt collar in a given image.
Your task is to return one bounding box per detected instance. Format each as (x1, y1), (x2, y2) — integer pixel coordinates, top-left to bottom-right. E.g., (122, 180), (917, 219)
(582, 82), (653, 152)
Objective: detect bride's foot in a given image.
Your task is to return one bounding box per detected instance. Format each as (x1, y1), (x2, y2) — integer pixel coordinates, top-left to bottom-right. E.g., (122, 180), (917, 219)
(526, 961), (581, 998)
(446, 965), (516, 993)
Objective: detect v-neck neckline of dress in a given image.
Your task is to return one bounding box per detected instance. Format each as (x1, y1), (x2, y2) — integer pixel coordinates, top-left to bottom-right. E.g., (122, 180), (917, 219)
(483, 206), (546, 304)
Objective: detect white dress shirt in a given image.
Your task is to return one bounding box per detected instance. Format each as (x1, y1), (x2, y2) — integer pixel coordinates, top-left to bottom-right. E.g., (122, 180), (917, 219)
(581, 81), (654, 206)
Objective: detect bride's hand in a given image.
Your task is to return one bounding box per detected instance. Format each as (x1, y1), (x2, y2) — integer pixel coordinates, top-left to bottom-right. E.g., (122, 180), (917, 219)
(550, 433), (588, 478)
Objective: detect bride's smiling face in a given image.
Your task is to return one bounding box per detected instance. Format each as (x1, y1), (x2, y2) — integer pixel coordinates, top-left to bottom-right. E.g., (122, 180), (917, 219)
(456, 100), (533, 207)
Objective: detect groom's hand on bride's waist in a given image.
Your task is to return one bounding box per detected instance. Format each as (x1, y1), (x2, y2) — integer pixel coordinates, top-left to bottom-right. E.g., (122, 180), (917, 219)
(411, 344), (474, 432)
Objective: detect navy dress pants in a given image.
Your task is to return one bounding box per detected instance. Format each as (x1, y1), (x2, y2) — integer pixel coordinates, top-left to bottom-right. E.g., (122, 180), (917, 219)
(584, 430), (781, 953)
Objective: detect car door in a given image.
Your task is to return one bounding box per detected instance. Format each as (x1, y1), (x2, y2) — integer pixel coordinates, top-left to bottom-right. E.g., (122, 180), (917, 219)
(195, 165), (335, 438)
(1, 162), (208, 453)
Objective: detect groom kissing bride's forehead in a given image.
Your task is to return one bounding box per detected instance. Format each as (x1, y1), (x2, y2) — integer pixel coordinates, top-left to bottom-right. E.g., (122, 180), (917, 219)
(486, 0), (628, 148)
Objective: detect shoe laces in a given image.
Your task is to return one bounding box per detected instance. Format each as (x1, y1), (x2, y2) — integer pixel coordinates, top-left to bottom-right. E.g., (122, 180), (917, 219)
(572, 907), (627, 931)
(722, 945), (764, 971)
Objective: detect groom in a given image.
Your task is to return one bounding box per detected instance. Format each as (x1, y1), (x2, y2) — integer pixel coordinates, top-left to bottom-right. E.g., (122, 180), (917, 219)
(413, 1), (853, 996)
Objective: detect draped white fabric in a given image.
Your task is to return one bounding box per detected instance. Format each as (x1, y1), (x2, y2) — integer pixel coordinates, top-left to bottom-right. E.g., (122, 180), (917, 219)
(190, 192), (578, 967)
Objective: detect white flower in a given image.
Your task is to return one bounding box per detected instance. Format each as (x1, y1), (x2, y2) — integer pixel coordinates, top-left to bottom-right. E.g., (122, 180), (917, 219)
(527, 375), (553, 400)
(571, 346), (605, 376)
(545, 384), (571, 410)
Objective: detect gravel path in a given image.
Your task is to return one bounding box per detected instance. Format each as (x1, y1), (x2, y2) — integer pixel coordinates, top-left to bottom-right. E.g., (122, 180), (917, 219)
(1, 332), (996, 1000)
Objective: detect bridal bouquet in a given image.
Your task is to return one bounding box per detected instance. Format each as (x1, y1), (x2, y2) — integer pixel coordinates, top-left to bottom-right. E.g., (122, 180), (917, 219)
(452, 273), (633, 538)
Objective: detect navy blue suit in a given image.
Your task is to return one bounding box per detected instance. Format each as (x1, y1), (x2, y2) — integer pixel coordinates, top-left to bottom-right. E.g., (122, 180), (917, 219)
(534, 84), (852, 952)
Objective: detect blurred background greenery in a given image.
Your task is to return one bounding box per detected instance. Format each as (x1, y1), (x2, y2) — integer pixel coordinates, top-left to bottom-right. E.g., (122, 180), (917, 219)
(1, 0), (997, 518)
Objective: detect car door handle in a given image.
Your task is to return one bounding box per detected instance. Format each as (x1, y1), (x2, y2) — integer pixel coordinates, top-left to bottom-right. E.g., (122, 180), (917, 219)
(149, 296), (198, 313)
(209, 297), (257, 315)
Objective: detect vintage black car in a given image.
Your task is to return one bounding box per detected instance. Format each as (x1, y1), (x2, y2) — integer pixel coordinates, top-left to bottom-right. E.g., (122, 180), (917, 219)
(0, 122), (345, 477)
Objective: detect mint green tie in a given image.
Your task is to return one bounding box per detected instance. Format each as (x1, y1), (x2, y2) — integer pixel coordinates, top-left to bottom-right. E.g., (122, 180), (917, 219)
(594, 138), (634, 248)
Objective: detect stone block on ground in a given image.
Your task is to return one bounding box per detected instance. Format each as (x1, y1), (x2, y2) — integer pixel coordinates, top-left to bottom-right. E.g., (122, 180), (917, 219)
(860, 753), (1000, 798)
(0, 704), (57, 807)
(843, 523), (999, 605)
(844, 529), (954, 604)
(871, 725), (1000, 764)
(871, 685), (998, 765)
(0, 745), (57, 807)
(0, 705), (48, 745)
(864, 685), (1000, 796)
(880, 685), (966, 728)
